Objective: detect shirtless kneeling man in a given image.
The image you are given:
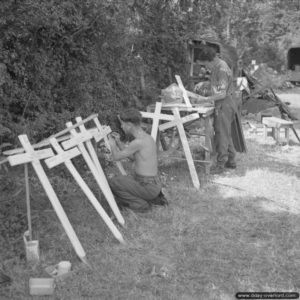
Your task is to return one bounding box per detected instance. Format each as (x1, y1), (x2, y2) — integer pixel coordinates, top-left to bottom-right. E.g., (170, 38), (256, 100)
(108, 108), (167, 213)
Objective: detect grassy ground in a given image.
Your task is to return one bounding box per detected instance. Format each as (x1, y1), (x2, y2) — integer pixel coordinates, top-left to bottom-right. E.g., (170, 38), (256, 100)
(1, 125), (300, 299)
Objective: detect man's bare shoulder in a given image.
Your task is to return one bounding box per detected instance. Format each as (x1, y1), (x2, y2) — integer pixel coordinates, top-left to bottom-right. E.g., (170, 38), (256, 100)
(144, 132), (156, 145)
(134, 133), (155, 149)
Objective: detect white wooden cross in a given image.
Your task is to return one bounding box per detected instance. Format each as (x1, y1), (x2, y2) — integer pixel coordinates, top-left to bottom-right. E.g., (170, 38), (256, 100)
(45, 137), (125, 244)
(140, 102), (174, 141)
(91, 116), (126, 175)
(62, 122), (125, 226)
(75, 116), (108, 178)
(159, 108), (200, 189)
(175, 75), (192, 107)
(7, 135), (88, 264)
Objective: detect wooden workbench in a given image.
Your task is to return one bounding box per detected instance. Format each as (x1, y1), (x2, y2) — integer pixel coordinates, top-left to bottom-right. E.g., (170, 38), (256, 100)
(146, 102), (215, 175)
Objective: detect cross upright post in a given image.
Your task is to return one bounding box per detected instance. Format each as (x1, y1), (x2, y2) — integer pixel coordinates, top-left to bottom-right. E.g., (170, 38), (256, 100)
(7, 135), (88, 264)
(62, 122), (125, 226)
(45, 137), (125, 244)
(175, 75), (192, 107)
(141, 102), (174, 142)
(92, 117), (127, 175)
(159, 108), (200, 189)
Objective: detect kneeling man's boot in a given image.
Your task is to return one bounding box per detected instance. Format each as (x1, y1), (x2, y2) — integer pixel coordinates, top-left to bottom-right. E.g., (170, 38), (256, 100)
(225, 161), (237, 169)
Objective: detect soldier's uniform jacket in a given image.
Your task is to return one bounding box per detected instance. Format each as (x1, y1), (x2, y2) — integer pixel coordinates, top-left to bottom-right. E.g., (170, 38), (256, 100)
(209, 57), (237, 112)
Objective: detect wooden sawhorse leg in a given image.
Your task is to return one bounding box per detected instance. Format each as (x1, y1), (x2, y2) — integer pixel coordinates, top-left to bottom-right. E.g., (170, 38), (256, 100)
(204, 116), (214, 174)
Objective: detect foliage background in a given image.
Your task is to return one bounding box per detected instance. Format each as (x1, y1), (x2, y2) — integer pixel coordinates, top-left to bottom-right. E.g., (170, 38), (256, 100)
(0, 0), (299, 146)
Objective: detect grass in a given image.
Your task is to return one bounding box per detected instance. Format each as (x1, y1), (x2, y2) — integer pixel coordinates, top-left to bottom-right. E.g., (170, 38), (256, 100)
(1, 131), (300, 300)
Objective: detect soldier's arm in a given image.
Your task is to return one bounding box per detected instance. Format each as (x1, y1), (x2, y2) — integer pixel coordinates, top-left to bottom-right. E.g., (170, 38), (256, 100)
(192, 69), (229, 103)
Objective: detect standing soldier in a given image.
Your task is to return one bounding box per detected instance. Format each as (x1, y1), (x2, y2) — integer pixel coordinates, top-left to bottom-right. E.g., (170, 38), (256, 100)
(193, 44), (238, 174)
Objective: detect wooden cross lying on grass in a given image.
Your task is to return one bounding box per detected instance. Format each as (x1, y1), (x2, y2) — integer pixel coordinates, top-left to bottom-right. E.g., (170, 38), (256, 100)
(45, 137), (125, 244)
(62, 122), (125, 226)
(7, 135), (88, 264)
(159, 108), (201, 189)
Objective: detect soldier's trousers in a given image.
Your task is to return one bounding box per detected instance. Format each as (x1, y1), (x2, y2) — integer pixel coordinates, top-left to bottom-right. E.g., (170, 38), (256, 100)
(214, 102), (236, 167)
(108, 174), (162, 212)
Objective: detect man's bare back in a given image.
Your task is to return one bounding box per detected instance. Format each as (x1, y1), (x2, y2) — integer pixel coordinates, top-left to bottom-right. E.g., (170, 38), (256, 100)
(132, 132), (158, 176)
(107, 108), (165, 213)
(108, 126), (158, 176)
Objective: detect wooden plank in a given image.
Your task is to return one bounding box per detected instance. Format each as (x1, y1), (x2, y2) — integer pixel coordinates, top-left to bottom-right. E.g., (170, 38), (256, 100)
(147, 103), (214, 115)
(141, 110), (174, 122)
(92, 117), (127, 175)
(45, 138), (125, 244)
(140, 102), (164, 141)
(63, 122), (125, 226)
(204, 116), (213, 174)
(45, 147), (81, 168)
(91, 126), (111, 143)
(62, 131), (93, 150)
(3, 114), (98, 156)
(8, 148), (53, 166)
(24, 163), (32, 241)
(159, 113), (199, 132)
(8, 135), (87, 264)
(262, 117), (294, 128)
(175, 75), (192, 107)
(76, 116), (104, 176)
(171, 108), (200, 189)
(150, 102), (161, 141)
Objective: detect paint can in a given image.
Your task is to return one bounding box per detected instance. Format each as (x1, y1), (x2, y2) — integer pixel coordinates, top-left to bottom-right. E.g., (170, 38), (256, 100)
(29, 278), (55, 295)
(23, 231), (39, 264)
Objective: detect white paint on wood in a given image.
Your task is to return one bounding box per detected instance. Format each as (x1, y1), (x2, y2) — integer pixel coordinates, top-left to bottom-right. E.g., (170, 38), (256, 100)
(4, 114), (98, 156)
(173, 108), (200, 189)
(91, 126), (112, 143)
(140, 102), (173, 141)
(92, 117), (127, 175)
(64, 122), (125, 226)
(62, 131), (93, 150)
(45, 138), (125, 244)
(8, 148), (53, 166)
(8, 135), (87, 262)
(75, 117), (104, 177)
(158, 109), (200, 189)
(175, 75), (192, 107)
(159, 113), (199, 132)
(141, 111), (174, 121)
(45, 147), (81, 168)
(150, 102), (161, 141)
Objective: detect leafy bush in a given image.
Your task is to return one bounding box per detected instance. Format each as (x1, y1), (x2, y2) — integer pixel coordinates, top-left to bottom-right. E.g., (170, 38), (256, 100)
(0, 0), (296, 147)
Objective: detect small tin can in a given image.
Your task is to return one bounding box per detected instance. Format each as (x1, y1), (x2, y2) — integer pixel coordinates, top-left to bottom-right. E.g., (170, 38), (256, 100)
(29, 278), (55, 296)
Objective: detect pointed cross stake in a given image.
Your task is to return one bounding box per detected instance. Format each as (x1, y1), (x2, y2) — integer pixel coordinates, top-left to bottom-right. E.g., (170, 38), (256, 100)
(92, 117), (126, 175)
(7, 135), (88, 263)
(75, 117), (108, 178)
(175, 75), (192, 107)
(45, 138), (125, 244)
(62, 122), (125, 226)
(140, 102), (174, 141)
(159, 109), (200, 189)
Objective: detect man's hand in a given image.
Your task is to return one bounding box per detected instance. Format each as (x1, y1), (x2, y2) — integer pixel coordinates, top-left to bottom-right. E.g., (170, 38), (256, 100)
(110, 132), (121, 142)
(194, 81), (205, 93)
(108, 134), (117, 147)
